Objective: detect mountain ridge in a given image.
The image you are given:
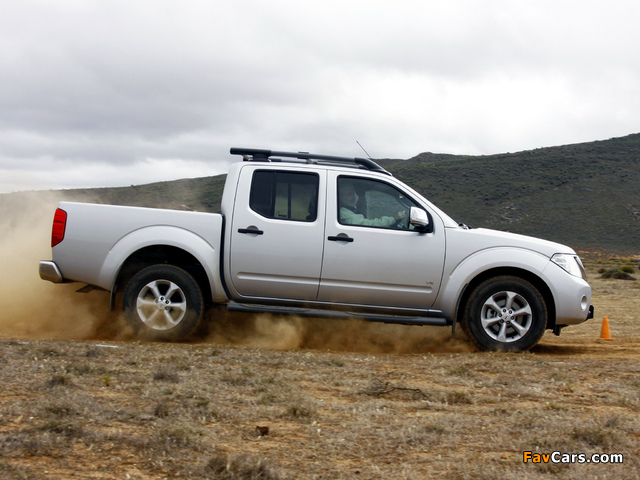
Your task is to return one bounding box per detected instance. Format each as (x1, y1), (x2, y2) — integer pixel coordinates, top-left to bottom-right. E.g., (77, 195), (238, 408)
(377, 133), (639, 255)
(2, 134), (638, 255)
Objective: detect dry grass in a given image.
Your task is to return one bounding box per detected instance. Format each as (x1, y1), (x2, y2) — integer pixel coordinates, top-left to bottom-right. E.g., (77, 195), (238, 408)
(1, 267), (639, 479)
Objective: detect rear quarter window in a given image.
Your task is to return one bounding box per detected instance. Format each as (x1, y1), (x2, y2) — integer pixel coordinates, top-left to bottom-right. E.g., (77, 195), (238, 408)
(250, 170), (319, 222)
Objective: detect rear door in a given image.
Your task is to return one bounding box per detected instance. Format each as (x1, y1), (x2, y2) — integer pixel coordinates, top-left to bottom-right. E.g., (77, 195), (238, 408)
(228, 166), (326, 300)
(317, 172), (445, 309)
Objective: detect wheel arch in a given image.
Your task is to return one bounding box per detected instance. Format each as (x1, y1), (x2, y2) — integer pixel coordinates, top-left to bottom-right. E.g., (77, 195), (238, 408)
(98, 225), (228, 310)
(455, 267), (557, 331)
(114, 245), (213, 304)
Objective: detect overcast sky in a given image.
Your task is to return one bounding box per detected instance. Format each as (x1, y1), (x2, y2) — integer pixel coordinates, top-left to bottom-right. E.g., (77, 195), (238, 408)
(1, 0), (639, 193)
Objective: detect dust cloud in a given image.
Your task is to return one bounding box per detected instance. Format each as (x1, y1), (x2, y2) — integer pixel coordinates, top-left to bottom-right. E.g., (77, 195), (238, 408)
(0, 192), (470, 353)
(0, 192), (124, 341)
(205, 310), (472, 354)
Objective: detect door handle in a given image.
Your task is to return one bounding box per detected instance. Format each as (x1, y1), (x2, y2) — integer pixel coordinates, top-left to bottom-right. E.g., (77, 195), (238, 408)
(238, 227), (264, 235)
(328, 235), (354, 243)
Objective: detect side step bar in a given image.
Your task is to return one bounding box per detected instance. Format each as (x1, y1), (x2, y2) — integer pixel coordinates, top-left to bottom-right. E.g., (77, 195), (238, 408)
(227, 302), (449, 327)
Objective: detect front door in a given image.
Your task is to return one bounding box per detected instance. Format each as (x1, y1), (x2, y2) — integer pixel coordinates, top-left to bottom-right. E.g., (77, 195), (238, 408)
(228, 166), (326, 301)
(317, 173), (445, 310)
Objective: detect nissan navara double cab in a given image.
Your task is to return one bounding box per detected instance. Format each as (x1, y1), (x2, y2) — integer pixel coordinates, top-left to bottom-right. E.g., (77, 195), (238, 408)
(40, 148), (594, 351)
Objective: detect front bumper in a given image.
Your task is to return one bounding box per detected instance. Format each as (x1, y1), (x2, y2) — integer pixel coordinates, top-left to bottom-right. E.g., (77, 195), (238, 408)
(39, 261), (64, 283)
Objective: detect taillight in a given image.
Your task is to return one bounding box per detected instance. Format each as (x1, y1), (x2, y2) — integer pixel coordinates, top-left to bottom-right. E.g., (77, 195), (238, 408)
(51, 208), (67, 247)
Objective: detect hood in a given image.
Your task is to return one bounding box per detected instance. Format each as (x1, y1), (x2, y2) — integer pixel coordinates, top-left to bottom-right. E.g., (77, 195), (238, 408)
(446, 226), (576, 258)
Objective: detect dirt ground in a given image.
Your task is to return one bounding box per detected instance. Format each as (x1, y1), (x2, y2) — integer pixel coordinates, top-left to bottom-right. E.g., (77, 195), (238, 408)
(1, 263), (639, 479)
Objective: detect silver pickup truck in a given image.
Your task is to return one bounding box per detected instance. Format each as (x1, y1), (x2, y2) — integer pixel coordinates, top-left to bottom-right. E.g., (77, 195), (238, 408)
(39, 148), (594, 351)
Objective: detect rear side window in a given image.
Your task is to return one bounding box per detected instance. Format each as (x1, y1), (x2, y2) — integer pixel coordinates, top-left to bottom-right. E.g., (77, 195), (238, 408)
(250, 170), (319, 222)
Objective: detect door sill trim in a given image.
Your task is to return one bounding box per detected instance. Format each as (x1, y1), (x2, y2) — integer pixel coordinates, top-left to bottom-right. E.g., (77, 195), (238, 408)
(227, 301), (449, 327)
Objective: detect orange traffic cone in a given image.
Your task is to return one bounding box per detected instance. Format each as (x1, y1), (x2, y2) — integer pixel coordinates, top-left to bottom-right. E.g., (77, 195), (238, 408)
(599, 317), (613, 340)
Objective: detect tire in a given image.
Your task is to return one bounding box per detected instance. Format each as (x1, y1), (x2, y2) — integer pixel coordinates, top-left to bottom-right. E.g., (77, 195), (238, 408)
(122, 265), (204, 341)
(461, 276), (547, 352)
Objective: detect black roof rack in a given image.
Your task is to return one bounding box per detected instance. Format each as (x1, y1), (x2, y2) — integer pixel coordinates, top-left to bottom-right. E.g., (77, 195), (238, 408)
(230, 147), (391, 176)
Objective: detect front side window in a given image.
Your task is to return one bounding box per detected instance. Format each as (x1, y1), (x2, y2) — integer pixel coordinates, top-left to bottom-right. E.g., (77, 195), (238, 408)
(250, 170), (319, 222)
(338, 176), (421, 230)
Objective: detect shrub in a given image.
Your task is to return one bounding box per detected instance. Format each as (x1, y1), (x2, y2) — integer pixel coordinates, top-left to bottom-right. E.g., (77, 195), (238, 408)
(153, 366), (180, 383)
(600, 268), (636, 280)
(202, 451), (284, 480)
(47, 373), (72, 387)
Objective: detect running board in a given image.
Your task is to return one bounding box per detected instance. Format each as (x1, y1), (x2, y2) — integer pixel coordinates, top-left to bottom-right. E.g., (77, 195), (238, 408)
(226, 302), (449, 327)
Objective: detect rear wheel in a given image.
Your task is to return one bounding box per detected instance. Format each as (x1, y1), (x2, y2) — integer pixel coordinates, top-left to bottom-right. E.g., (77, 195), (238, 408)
(123, 265), (204, 341)
(461, 276), (547, 351)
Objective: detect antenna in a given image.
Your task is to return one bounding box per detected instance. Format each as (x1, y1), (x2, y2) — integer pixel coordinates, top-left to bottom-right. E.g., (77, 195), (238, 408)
(356, 141), (373, 159)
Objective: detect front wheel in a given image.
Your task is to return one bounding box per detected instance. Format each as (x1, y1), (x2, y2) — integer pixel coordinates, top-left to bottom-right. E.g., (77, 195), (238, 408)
(123, 265), (204, 341)
(461, 276), (547, 352)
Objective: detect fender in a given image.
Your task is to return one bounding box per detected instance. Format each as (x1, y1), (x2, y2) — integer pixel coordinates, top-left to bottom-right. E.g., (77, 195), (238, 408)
(97, 225), (228, 304)
(436, 246), (552, 319)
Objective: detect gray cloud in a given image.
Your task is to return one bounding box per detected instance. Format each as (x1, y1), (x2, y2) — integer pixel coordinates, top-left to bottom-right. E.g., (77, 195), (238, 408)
(1, 0), (639, 192)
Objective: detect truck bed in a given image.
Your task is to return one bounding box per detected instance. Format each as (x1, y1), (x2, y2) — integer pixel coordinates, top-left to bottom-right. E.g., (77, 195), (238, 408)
(50, 202), (223, 291)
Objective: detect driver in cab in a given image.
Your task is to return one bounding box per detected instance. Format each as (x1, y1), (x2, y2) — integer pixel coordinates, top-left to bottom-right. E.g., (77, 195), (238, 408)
(339, 182), (405, 227)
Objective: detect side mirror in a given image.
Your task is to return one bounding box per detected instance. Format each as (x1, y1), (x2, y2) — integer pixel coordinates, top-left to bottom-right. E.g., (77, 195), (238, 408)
(410, 207), (430, 232)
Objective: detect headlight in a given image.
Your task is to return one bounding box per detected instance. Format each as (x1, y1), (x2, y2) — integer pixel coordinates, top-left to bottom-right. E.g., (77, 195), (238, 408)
(551, 253), (587, 280)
